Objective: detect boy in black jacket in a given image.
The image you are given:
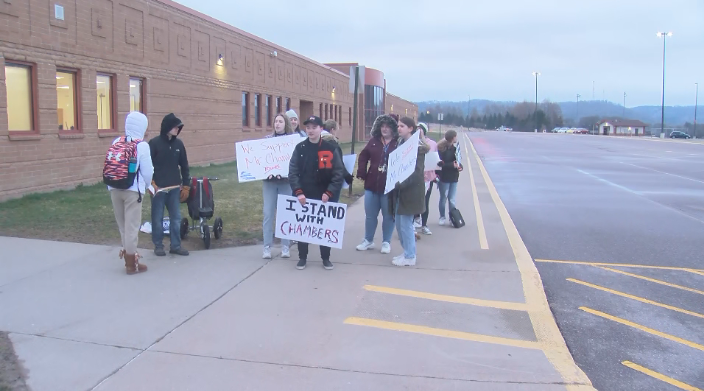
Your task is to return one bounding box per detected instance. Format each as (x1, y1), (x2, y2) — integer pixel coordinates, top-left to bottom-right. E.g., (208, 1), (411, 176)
(289, 116), (344, 270)
(148, 113), (190, 256)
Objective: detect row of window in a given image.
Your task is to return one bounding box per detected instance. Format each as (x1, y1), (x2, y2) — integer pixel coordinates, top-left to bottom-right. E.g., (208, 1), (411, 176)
(5, 62), (143, 133)
(241, 92), (351, 128)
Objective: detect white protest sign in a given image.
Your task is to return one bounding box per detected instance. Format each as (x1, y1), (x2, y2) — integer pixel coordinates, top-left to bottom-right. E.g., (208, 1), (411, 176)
(235, 134), (304, 182)
(384, 131), (420, 194)
(424, 151), (441, 171)
(342, 154), (357, 189)
(275, 195), (347, 249)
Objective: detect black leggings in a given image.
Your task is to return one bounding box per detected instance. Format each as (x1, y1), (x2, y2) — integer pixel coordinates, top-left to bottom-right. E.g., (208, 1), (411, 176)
(298, 242), (331, 261)
(421, 182), (434, 227)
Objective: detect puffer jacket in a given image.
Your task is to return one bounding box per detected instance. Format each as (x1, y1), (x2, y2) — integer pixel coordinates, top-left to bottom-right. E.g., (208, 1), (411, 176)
(390, 135), (430, 216)
(356, 114), (399, 194)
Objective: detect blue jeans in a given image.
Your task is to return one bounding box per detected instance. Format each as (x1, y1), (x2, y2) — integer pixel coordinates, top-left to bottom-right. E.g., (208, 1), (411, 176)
(262, 180), (291, 248)
(151, 187), (182, 250)
(395, 214), (416, 259)
(438, 181), (458, 218)
(364, 190), (394, 243)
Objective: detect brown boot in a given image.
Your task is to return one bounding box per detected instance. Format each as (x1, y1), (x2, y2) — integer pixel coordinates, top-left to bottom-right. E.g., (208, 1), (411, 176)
(124, 253), (148, 275)
(118, 249), (126, 259)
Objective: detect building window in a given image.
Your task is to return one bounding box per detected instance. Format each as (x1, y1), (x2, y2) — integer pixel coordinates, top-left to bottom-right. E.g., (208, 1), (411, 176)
(339, 106), (343, 124)
(96, 74), (114, 130)
(266, 95), (272, 126)
(5, 63), (34, 131)
(129, 77), (143, 113)
(242, 92), (249, 127)
(364, 85), (385, 136)
(319, 103), (323, 117)
(56, 70), (79, 131)
(254, 94), (261, 127)
(325, 104), (329, 120)
(276, 97), (282, 115)
(286, 98), (291, 111)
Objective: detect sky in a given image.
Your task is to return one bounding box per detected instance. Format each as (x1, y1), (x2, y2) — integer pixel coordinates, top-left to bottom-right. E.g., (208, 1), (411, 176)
(175, 0), (703, 107)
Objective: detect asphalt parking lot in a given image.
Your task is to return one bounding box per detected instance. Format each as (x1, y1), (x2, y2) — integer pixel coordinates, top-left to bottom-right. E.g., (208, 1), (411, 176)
(469, 132), (704, 391)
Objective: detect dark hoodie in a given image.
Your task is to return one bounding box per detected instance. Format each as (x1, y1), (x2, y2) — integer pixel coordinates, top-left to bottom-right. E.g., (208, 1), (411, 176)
(149, 113), (190, 188)
(356, 114), (399, 194)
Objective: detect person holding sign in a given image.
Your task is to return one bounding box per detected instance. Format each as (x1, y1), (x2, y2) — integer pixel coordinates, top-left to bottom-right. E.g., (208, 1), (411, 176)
(288, 116), (345, 270)
(261, 114), (295, 259)
(389, 117), (430, 267)
(417, 123), (438, 235)
(355, 114), (399, 255)
(437, 130), (463, 226)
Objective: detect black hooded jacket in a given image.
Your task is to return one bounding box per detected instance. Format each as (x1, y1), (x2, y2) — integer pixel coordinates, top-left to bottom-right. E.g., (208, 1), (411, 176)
(149, 113), (190, 188)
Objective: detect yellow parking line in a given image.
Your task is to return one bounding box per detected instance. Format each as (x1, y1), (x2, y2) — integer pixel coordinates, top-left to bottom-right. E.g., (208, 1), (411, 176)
(536, 258), (704, 272)
(363, 285), (527, 311)
(595, 266), (704, 296)
(568, 278), (704, 319)
(622, 361), (702, 391)
(344, 317), (541, 350)
(466, 136), (594, 388)
(580, 307), (704, 351)
(463, 134), (489, 249)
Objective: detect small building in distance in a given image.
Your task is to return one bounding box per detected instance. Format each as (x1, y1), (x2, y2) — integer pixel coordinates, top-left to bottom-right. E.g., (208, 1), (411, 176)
(597, 119), (648, 136)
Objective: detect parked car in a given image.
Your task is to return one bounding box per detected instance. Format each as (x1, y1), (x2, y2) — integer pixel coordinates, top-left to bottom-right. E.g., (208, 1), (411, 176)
(670, 131), (692, 139)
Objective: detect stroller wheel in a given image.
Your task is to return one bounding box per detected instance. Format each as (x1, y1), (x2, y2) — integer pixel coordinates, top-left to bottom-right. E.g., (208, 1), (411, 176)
(201, 222), (211, 249)
(180, 218), (190, 239)
(214, 217), (223, 240)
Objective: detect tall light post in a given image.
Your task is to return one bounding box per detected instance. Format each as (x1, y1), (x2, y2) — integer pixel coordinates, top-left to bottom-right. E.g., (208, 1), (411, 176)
(532, 71), (540, 131)
(657, 32), (672, 137)
(695, 83), (699, 138)
(623, 92), (627, 118)
(576, 94), (581, 122)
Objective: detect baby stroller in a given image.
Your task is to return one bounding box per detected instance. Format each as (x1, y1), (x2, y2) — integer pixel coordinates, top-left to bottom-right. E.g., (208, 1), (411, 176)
(180, 176), (223, 249)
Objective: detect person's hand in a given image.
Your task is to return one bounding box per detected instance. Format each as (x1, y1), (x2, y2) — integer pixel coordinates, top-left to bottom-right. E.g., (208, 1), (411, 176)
(267, 175), (274, 180)
(276, 175), (282, 180)
(322, 193), (329, 203)
(453, 161), (460, 169)
(179, 185), (190, 203)
(458, 164), (464, 172)
(395, 182), (401, 190)
(297, 194), (307, 205)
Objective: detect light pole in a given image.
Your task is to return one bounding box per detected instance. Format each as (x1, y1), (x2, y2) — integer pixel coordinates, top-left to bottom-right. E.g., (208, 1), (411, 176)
(623, 92), (627, 118)
(577, 94), (581, 122)
(532, 71), (540, 131)
(695, 83), (699, 138)
(657, 31), (672, 138)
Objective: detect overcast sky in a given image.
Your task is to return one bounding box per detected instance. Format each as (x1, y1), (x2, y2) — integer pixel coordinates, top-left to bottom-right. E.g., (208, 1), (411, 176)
(176, 0), (703, 107)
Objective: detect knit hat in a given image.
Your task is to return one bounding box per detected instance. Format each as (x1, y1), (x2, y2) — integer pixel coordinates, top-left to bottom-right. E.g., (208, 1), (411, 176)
(417, 122), (429, 134)
(285, 109), (298, 120)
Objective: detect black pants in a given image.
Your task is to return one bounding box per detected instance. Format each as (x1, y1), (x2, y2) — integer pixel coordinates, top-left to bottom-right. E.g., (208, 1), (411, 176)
(421, 181), (434, 227)
(298, 242), (331, 261)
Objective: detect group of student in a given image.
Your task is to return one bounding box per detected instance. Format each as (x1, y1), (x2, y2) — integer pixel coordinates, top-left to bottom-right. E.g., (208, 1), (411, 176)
(261, 111), (464, 270)
(107, 109), (462, 276)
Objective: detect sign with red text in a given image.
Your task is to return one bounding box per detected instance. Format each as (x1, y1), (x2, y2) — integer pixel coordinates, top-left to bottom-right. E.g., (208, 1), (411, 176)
(384, 131), (420, 194)
(275, 195), (347, 249)
(236, 135), (304, 182)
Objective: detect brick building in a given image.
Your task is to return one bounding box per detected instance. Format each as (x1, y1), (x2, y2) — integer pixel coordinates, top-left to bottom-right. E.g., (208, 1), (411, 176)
(0, 0), (416, 200)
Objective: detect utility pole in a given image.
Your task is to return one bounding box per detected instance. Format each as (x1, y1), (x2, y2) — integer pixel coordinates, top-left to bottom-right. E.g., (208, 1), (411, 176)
(695, 82), (699, 138)
(623, 92), (627, 118)
(532, 72), (540, 131)
(577, 94), (581, 121)
(348, 66), (360, 197)
(657, 31), (673, 138)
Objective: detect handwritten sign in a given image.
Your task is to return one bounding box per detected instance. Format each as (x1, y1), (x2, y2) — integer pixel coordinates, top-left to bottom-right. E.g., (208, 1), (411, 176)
(235, 135), (304, 182)
(275, 195), (347, 249)
(424, 151), (441, 171)
(384, 131), (420, 194)
(342, 154), (357, 189)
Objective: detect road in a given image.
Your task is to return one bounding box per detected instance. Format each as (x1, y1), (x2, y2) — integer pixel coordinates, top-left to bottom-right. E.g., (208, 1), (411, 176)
(469, 132), (704, 391)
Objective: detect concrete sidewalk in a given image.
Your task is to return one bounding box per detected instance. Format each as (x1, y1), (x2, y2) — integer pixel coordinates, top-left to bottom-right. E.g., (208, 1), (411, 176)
(0, 133), (595, 391)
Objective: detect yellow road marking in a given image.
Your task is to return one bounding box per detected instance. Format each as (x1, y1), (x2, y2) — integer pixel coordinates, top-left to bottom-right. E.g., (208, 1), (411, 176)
(463, 134), (489, 249)
(536, 258), (704, 272)
(621, 361), (702, 391)
(580, 307), (704, 351)
(344, 317), (541, 350)
(363, 285), (527, 311)
(466, 135), (594, 389)
(595, 266), (704, 296)
(568, 278), (704, 319)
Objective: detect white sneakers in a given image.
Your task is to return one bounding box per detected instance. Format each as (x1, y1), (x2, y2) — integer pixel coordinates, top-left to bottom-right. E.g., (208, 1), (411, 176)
(262, 246), (272, 259)
(381, 242), (391, 254)
(439, 217), (447, 226)
(356, 240), (375, 251)
(392, 255), (417, 267)
(421, 226), (432, 235)
(281, 245), (290, 258)
(413, 216), (422, 229)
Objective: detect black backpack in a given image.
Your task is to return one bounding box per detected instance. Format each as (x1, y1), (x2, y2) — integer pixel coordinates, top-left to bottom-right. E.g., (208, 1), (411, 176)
(449, 207), (465, 228)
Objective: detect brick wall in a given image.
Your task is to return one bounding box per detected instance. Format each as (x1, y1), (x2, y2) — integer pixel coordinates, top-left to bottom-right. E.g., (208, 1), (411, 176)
(386, 93), (418, 123)
(0, 0), (355, 200)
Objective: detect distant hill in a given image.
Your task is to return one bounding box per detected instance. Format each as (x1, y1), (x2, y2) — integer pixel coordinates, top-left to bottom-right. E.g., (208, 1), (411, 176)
(416, 100), (698, 126)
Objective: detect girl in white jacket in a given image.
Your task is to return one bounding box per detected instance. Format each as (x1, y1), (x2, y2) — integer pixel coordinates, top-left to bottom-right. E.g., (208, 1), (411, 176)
(107, 112), (153, 274)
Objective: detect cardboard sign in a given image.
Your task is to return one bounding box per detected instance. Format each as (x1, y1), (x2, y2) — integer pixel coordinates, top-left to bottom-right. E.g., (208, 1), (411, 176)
(342, 154), (357, 189)
(275, 195), (347, 249)
(236, 135), (304, 182)
(424, 151), (441, 171)
(384, 131), (420, 194)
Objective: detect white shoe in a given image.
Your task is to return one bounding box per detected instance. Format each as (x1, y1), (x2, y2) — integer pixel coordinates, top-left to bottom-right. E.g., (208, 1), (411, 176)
(262, 246), (272, 259)
(422, 226), (432, 235)
(356, 240), (375, 251)
(413, 217), (422, 229)
(381, 242), (391, 254)
(439, 217), (446, 226)
(392, 256), (417, 266)
(281, 245), (290, 258)
(392, 254), (405, 262)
